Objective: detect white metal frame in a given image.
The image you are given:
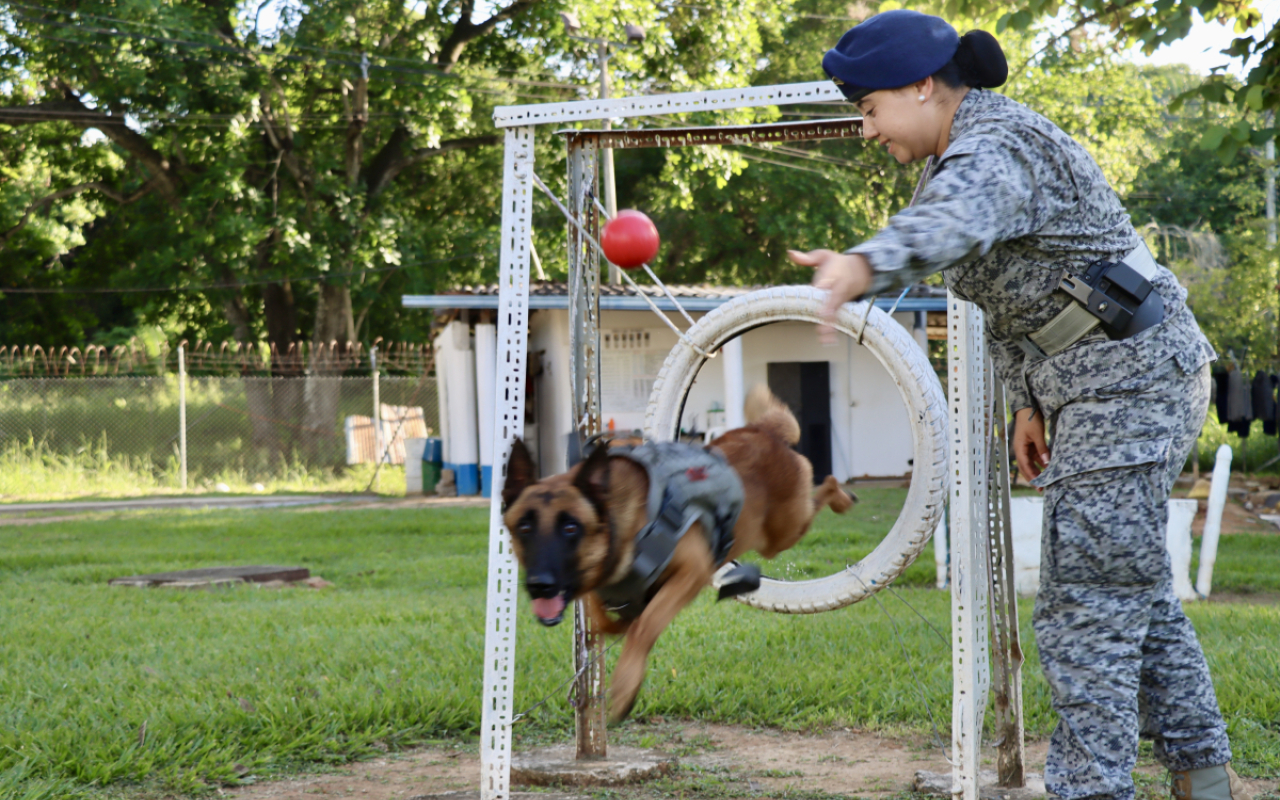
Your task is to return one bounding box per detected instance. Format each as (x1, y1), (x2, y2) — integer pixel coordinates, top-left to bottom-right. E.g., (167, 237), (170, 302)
(483, 82), (997, 800)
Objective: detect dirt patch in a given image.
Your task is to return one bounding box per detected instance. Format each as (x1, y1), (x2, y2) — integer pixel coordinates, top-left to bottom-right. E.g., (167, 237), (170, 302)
(1185, 497), (1277, 536)
(674, 723), (1025, 797)
(216, 724), (1279, 800)
(222, 744), (477, 799)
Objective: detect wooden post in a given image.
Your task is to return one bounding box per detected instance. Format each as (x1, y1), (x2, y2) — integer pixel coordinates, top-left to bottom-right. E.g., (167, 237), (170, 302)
(988, 378), (1025, 788)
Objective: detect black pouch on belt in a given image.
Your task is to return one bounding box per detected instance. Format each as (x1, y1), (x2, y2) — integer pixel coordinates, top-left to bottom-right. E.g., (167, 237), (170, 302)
(1059, 259), (1165, 340)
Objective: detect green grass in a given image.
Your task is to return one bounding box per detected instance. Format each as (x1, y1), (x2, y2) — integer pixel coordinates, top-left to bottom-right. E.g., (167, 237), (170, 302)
(0, 436), (408, 502)
(0, 489), (1277, 797)
(0, 375), (434, 500)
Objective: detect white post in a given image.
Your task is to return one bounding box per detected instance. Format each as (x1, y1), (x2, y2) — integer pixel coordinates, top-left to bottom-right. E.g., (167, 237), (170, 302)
(1196, 444), (1233, 598)
(480, 125), (535, 800)
(443, 319), (481, 495)
(372, 346), (382, 464)
(476, 320), (498, 497)
(178, 344), (188, 491)
(948, 294), (991, 800)
(933, 510), (949, 590)
(722, 336), (745, 428)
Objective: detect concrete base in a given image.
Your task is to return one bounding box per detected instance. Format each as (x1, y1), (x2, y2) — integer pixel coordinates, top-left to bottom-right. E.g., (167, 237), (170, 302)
(915, 770), (1049, 800)
(409, 788), (588, 793)
(510, 745), (676, 787)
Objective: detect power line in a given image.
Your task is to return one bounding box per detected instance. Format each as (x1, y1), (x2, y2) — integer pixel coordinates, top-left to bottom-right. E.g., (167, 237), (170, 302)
(0, 251), (493, 295)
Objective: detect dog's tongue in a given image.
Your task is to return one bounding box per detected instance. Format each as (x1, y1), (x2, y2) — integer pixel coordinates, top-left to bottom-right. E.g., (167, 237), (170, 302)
(532, 596), (566, 621)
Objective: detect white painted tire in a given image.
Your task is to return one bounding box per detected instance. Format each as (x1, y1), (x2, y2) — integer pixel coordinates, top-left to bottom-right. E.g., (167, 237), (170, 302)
(643, 286), (949, 614)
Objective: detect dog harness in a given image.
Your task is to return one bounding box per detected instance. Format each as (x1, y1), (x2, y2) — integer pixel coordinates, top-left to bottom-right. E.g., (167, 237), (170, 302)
(595, 441), (745, 620)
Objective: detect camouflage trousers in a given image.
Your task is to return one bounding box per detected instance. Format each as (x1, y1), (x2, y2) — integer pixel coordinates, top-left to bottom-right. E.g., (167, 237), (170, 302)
(1030, 357), (1231, 800)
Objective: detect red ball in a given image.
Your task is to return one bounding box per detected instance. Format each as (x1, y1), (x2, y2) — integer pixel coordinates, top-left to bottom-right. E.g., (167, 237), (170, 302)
(601, 210), (660, 269)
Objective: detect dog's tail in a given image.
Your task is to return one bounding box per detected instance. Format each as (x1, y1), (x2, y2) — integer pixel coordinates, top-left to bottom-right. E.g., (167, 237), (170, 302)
(744, 384), (800, 445)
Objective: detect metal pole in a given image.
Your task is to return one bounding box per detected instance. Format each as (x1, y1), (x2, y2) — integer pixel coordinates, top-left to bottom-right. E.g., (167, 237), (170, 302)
(567, 135), (608, 760)
(599, 40), (621, 286)
(1266, 133), (1277, 368)
(1267, 136), (1276, 247)
(178, 344), (187, 491)
(371, 346), (381, 487)
(988, 378), (1025, 788)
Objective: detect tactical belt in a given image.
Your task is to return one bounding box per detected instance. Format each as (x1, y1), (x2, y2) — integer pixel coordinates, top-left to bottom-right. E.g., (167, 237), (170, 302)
(1018, 242), (1165, 359)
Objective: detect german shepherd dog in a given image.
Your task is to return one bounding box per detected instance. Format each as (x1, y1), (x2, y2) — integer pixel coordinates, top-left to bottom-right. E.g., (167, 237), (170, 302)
(501, 386), (855, 721)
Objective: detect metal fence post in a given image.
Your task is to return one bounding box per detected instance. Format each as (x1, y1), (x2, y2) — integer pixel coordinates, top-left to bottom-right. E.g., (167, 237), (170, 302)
(178, 344), (188, 491)
(371, 346), (381, 487)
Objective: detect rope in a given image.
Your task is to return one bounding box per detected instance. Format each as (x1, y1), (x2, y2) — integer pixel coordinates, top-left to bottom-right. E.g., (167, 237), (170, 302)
(846, 570), (956, 767)
(508, 637), (621, 725)
(527, 172), (714, 359)
(857, 156), (934, 346)
(589, 196), (699, 328)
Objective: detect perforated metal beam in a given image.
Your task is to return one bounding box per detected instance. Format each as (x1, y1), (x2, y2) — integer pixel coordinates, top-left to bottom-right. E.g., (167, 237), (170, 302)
(494, 81), (844, 127)
(948, 296), (992, 800)
(557, 117), (862, 149)
(480, 126), (535, 800)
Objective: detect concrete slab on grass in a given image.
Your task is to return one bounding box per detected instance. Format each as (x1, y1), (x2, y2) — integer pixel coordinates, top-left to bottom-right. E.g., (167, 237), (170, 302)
(510, 745), (676, 787)
(915, 770), (1048, 800)
(0, 494), (362, 516)
(109, 565), (310, 587)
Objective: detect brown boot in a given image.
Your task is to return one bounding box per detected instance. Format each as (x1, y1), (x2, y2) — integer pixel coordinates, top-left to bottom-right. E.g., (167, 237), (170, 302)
(1171, 764), (1249, 800)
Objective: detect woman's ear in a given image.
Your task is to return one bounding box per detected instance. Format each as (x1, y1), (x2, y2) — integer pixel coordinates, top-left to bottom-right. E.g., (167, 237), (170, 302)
(915, 77), (933, 103)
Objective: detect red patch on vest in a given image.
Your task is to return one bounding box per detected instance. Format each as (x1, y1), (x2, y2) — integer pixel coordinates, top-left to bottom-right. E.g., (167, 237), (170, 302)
(685, 466), (709, 482)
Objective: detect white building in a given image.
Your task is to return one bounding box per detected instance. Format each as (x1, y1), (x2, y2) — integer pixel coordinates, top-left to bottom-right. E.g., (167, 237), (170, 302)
(406, 283), (947, 496)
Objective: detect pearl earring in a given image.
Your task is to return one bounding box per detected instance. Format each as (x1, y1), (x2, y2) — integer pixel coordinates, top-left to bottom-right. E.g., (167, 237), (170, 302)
(918, 95), (926, 101)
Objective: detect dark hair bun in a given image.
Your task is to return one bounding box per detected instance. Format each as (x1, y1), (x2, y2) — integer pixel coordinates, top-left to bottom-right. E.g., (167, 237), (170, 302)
(956, 30), (1008, 88)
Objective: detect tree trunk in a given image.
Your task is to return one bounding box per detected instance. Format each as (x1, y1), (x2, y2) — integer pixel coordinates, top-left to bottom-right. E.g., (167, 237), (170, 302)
(313, 281), (355, 348)
(304, 281), (356, 466)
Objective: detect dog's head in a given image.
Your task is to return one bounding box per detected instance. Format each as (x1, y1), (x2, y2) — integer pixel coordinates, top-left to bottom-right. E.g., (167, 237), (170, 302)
(501, 439), (612, 627)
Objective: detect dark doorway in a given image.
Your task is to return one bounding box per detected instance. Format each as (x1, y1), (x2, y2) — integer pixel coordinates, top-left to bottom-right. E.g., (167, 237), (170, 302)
(767, 361), (832, 483)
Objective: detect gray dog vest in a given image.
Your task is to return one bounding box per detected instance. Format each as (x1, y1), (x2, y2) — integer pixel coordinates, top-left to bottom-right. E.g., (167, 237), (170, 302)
(595, 442), (744, 620)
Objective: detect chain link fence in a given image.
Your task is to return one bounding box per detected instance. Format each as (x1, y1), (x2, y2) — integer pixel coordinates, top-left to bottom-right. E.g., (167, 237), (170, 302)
(0, 341), (438, 493)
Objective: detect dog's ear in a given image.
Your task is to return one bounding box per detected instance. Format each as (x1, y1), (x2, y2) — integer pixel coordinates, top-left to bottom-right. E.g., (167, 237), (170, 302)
(572, 442), (611, 519)
(502, 438), (537, 511)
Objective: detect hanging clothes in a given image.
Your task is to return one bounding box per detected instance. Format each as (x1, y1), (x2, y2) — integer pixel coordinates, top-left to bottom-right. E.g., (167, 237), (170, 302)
(1265, 374), (1280, 437)
(1252, 371), (1274, 435)
(1226, 368), (1252, 437)
(1212, 369), (1228, 424)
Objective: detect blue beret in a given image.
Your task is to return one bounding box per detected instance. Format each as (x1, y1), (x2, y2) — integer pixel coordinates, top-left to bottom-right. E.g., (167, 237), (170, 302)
(823, 10), (960, 102)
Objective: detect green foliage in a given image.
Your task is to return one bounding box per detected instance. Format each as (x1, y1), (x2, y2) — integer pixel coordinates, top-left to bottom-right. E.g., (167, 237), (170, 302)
(983, 0), (1277, 162)
(0, 0), (801, 345)
(1172, 222), (1279, 370)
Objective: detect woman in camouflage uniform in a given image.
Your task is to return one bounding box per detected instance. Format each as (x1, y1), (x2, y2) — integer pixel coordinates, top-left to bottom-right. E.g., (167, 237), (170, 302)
(789, 11), (1244, 800)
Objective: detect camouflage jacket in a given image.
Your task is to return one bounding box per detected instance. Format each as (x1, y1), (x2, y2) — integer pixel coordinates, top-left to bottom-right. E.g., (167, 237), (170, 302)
(848, 89), (1215, 413)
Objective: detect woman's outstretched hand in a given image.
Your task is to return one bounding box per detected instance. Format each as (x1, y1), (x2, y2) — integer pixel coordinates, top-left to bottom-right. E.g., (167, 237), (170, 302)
(788, 249), (874, 344)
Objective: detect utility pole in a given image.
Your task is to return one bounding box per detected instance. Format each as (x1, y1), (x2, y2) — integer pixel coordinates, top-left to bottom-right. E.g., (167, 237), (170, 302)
(599, 40), (621, 285)
(562, 12), (644, 285)
(1266, 137), (1276, 246)
(1268, 112), (1278, 372)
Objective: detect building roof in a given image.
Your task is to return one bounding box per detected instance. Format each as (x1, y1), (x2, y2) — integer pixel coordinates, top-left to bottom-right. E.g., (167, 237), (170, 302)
(402, 281), (948, 313)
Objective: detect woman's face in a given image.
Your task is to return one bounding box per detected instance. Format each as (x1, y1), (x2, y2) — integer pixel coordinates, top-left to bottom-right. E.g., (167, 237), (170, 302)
(855, 84), (940, 165)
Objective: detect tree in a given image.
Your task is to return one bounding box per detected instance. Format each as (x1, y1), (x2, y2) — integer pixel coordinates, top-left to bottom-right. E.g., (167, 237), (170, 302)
(0, 0), (812, 347)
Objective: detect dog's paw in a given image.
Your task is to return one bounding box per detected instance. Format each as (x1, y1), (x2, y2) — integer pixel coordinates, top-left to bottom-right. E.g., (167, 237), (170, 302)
(836, 488), (858, 510)
(717, 562), (762, 600)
